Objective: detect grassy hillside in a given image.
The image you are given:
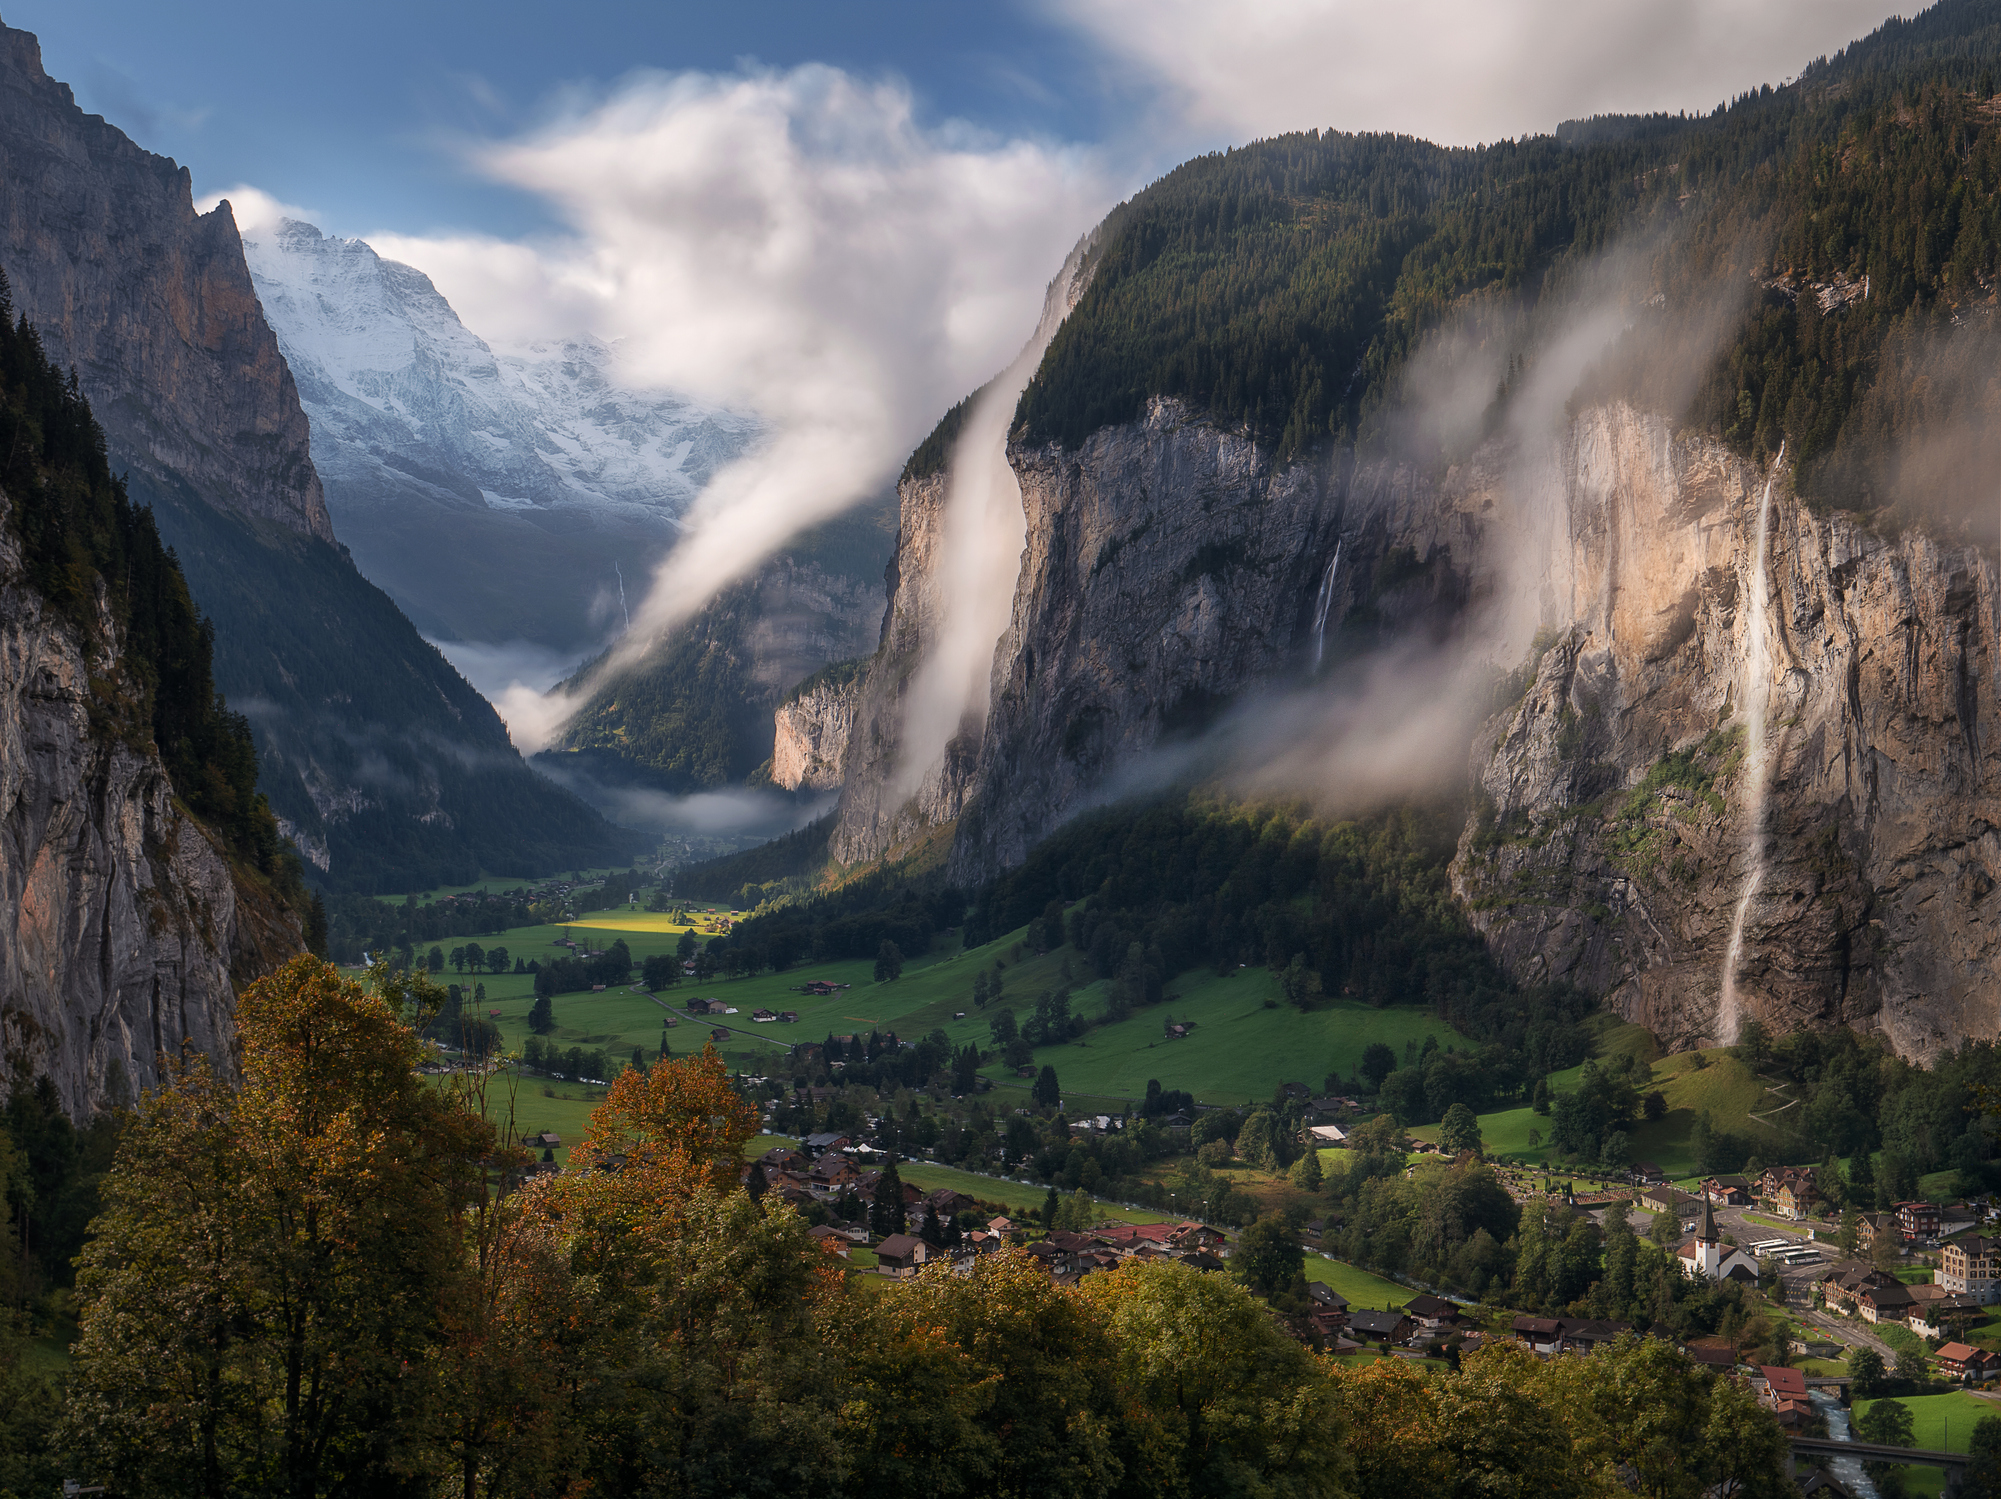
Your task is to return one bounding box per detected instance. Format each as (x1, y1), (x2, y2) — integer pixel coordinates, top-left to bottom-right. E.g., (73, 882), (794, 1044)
(993, 972), (1474, 1105)
(1303, 1256), (1412, 1312)
(1851, 1390), (1993, 1498)
(1408, 1030), (1793, 1176)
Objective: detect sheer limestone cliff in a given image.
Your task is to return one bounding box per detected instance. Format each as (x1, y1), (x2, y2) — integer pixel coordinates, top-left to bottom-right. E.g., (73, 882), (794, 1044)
(0, 490), (298, 1117)
(1447, 405), (2000, 1062)
(832, 396), (1999, 1061)
(827, 469), (975, 862)
(772, 669), (861, 793)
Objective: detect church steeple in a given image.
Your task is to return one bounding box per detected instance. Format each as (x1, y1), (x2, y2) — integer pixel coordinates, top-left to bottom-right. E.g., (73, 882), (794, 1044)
(1694, 1191), (1723, 1279)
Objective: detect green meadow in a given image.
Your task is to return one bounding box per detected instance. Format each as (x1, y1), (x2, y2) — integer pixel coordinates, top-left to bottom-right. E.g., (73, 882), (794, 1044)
(1303, 1255), (1414, 1311)
(388, 895), (1495, 1112)
(993, 968), (1476, 1106)
(1405, 1027), (1793, 1177)
(1851, 1390), (1996, 1498)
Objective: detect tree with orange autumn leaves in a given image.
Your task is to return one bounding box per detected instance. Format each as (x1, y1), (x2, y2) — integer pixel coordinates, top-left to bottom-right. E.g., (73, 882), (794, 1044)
(56, 958), (1796, 1499)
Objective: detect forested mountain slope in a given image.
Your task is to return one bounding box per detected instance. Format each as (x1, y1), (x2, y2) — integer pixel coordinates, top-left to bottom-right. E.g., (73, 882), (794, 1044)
(542, 496), (894, 797)
(0, 20), (641, 891)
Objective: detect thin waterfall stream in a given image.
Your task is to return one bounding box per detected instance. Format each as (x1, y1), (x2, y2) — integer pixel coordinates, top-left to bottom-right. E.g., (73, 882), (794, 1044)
(1310, 541), (1342, 674)
(1718, 440), (1785, 1044)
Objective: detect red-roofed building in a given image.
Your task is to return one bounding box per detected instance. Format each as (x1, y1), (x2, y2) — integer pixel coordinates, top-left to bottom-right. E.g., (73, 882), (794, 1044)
(1937, 1342), (1998, 1378)
(1759, 1366), (1809, 1407)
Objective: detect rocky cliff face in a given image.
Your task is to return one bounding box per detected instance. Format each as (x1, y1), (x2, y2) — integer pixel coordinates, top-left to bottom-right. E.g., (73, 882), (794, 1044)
(0, 21), (636, 892)
(1447, 405), (2000, 1062)
(834, 393), (1999, 1061)
(0, 25), (331, 542)
(0, 490), (295, 1117)
(772, 673), (861, 792)
(828, 469), (970, 861)
(549, 547), (885, 805)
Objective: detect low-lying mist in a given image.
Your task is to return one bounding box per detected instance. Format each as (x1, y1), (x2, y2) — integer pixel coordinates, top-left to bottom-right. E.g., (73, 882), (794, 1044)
(531, 754), (836, 840)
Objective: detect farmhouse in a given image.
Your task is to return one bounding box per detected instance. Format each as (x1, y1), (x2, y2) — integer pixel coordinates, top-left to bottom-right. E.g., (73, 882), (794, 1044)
(1511, 1317), (1564, 1356)
(1640, 1185), (1698, 1219)
(1347, 1310), (1412, 1346)
(1857, 1282), (1915, 1323)
(1701, 1175), (1752, 1205)
(1937, 1342), (1999, 1378)
(1404, 1294), (1462, 1329)
(1819, 1262), (1901, 1312)
(874, 1234), (928, 1277)
(1756, 1365), (1813, 1428)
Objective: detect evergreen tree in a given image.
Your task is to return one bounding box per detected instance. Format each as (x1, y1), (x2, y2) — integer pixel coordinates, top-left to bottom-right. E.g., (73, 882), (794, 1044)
(869, 1160), (907, 1239)
(528, 995), (555, 1035)
(1288, 1148), (1323, 1193)
(1033, 1065), (1061, 1109)
(873, 941), (904, 983)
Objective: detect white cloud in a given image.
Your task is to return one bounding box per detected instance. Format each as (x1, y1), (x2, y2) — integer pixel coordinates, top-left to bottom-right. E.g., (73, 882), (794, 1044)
(1052, 0), (1908, 147)
(196, 183), (320, 238)
(368, 63), (1115, 737)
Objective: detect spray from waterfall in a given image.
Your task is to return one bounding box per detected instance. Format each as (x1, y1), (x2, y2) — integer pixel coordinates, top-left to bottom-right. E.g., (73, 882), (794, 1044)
(615, 562), (631, 634)
(1718, 440), (1785, 1045)
(1310, 542), (1343, 674)
(894, 235), (1096, 798)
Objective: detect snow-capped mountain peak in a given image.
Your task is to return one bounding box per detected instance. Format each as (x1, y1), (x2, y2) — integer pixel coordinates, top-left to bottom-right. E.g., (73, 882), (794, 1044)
(240, 219), (761, 650)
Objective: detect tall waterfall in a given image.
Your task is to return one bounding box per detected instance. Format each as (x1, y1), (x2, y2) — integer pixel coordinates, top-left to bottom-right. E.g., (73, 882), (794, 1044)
(1718, 441), (1785, 1045)
(1310, 542), (1342, 674)
(894, 235), (1095, 799)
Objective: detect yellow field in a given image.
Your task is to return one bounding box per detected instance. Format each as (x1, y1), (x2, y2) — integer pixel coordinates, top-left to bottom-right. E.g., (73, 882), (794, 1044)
(565, 911), (703, 933)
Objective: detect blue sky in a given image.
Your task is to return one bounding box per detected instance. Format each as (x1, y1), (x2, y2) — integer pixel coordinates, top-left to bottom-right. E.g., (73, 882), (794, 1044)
(16, 0), (1160, 240)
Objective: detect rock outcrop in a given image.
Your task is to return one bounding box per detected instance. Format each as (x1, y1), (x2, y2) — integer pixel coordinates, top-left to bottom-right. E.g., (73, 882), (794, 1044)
(0, 489), (295, 1117)
(550, 548), (886, 800)
(0, 24), (332, 542)
(772, 669), (862, 792)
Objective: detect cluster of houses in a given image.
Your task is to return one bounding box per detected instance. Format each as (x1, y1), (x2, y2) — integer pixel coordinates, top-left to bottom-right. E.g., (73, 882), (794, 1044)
(1318, 1291), (1474, 1354)
(1818, 1256), (1994, 1334)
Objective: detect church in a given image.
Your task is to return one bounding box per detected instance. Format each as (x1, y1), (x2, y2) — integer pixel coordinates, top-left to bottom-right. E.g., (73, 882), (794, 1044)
(1676, 1196), (1761, 1284)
